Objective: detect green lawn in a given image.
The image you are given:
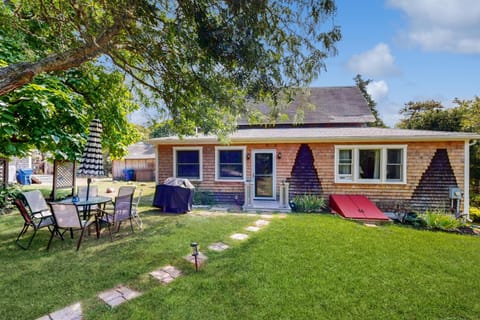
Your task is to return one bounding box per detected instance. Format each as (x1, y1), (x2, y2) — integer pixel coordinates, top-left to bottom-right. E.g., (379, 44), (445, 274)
(1, 196), (479, 319)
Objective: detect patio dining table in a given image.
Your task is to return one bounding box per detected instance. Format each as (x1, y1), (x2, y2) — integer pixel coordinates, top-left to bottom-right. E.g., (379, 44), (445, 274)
(59, 196), (112, 218)
(58, 196), (112, 238)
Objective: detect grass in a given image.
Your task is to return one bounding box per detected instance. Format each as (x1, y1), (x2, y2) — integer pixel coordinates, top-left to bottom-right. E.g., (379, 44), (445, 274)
(1, 182), (479, 319)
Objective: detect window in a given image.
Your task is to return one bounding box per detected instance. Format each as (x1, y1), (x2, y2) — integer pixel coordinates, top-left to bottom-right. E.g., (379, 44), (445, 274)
(386, 149), (403, 181)
(335, 145), (406, 183)
(337, 149), (352, 181)
(174, 147), (202, 180)
(215, 147), (246, 181)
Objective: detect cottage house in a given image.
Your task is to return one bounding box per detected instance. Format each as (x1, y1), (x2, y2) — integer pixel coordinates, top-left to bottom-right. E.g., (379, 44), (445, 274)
(148, 86), (479, 216)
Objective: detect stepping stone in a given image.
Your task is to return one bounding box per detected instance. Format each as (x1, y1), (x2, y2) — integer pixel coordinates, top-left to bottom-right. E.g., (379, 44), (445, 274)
(98, 286), (142, 308)
(364, 223), (378, 228)
(184, 252), (208, 266)
(245, 226), (260, 232)
(38, 302), (82, 320)
(260, 214), (274, 219)
(230, 233), (249, 240)
(208, 242), (230, 251)
(150, 265), (182, 284)
(254, 219), (270, 227)
(210, 206), (229, 212)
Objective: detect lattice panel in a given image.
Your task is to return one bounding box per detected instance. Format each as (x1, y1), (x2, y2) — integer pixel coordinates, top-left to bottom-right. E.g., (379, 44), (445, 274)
(54, 161), (75, 189)
(0, 158), (6, 187)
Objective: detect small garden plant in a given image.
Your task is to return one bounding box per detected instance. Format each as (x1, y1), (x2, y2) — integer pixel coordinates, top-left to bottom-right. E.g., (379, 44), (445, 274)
(417, 210), (465, 231)
(290, 193), (325, 213)
(193, 189), (216, 206)
(0, 184), (21, 214)
(469, 206), (480, 222)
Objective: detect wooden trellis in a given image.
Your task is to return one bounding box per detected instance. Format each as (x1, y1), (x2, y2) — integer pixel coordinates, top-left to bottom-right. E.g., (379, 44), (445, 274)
(51, 160), (76, 200)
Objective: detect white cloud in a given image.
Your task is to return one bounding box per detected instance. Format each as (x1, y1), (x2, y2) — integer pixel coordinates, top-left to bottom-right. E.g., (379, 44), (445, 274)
(388, 0), (480, 53)
(347, 43), (400, 77)
(366, 80), (389, 102)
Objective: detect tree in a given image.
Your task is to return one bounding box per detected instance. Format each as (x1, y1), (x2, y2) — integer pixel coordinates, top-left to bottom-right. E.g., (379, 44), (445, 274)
(394, 99), (480, 190)
(0, 26), (140, 159)
(0, 0), (341, 138)
(396, 100), (463, 131)
(353, 74), (385, 127)
(0, 64), (141, 159)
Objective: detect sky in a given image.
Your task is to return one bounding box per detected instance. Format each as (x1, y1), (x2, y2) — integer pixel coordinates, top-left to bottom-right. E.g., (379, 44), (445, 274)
(130, 0), (480, 127)
(313, 0), (480, 127)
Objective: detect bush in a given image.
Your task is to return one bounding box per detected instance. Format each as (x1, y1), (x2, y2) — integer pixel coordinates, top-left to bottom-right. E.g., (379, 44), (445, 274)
(193, 189), (216, 206)
(290, 193), (325, 213)
(469, 207), (480, 222)
(419, 210), (464, 231)
(0, 184), (22, 214)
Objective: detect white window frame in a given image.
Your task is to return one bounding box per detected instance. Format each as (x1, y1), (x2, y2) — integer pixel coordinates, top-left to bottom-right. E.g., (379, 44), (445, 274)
(173, 147), (203, 181)
(215, 146), (246, 182)
(334, 145), (407, 184)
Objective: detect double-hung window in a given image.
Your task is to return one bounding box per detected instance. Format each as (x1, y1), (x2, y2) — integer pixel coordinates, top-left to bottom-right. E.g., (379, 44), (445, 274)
(335, 145), (406, 183)
(174, 147), (202, 181)
(215, 147), (246, 181)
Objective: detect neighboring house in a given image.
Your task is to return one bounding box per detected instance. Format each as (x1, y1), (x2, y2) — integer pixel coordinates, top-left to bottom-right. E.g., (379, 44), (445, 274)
(111, 142), (155, 181)
(148, 86), (480, 214)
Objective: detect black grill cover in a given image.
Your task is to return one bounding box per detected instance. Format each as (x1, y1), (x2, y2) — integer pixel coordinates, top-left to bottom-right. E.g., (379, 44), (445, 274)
(152, 180), (194, 213)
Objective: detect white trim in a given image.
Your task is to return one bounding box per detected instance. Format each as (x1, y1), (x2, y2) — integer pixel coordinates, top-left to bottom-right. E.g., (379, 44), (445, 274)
(148, 127), (480, 145)
(334, 145), (407, 184)
(464, 141), (470, 218)
(173, 146), (203, 181)
(154, 146), (159, 184)
(252, 149), (277, 200)
(214, 146), (246, 182)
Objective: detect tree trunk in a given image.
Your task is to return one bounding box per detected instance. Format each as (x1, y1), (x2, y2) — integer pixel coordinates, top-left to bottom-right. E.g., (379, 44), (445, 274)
(0, 48), (103, 95)
(0, 15), (127, 96)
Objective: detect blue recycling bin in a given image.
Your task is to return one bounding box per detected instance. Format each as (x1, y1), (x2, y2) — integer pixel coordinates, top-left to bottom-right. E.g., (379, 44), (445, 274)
(123, 168), (135, 181)
(17, 168), (33, 185)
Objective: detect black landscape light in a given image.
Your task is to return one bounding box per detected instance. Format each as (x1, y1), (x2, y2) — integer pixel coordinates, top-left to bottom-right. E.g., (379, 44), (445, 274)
(190, 242), (199, 271)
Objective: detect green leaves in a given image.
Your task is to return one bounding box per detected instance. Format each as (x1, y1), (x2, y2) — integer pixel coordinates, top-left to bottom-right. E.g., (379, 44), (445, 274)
(1, 0), (341, 137)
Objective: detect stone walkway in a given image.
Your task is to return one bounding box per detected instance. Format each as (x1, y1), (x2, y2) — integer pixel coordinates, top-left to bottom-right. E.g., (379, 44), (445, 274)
(36, 213), (282, 320)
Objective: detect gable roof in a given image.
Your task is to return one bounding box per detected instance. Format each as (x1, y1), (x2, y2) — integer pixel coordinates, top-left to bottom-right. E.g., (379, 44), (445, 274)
(123, 142), (154, 159)
(238, 86), (375, 126)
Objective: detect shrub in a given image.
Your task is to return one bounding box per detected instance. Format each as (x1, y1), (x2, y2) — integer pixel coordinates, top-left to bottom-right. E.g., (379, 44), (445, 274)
(0, 184), (22, 214)
(469, 207), (480, 222)
(419, 210), (464, 231)
(290, 193), (325, 213)
(193, 189), (216, 206)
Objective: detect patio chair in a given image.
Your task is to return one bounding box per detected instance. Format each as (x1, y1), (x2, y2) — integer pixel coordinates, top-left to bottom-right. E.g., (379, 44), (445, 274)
(21, 190), (52, 219)
(14, 198), (54, 250)
(98, 194), (134, 239)
(118, 185), (136, 197)
(103, 185), (136, 212)
(131, 189), (143, 230)
(47, 203), (95, 251)
(77, 185), (99, 200)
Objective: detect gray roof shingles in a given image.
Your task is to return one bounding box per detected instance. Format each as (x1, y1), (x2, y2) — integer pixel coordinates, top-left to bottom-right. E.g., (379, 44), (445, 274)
(238, 86), (376, 125)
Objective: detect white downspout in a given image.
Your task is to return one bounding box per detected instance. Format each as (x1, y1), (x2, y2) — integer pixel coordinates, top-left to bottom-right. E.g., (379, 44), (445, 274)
(464, 140), (472, 218)
(154, 145), (159, 185)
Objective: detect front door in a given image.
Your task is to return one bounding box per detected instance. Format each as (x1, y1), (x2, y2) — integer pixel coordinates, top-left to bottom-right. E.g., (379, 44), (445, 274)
(253, 150), (276, 199)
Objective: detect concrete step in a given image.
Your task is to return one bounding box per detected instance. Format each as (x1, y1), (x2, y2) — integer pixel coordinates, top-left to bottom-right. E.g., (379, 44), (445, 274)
(31, 174), (53, 184)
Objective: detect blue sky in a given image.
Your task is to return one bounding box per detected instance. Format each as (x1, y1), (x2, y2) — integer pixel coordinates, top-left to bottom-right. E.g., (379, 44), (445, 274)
(313, 0), (480, 126)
